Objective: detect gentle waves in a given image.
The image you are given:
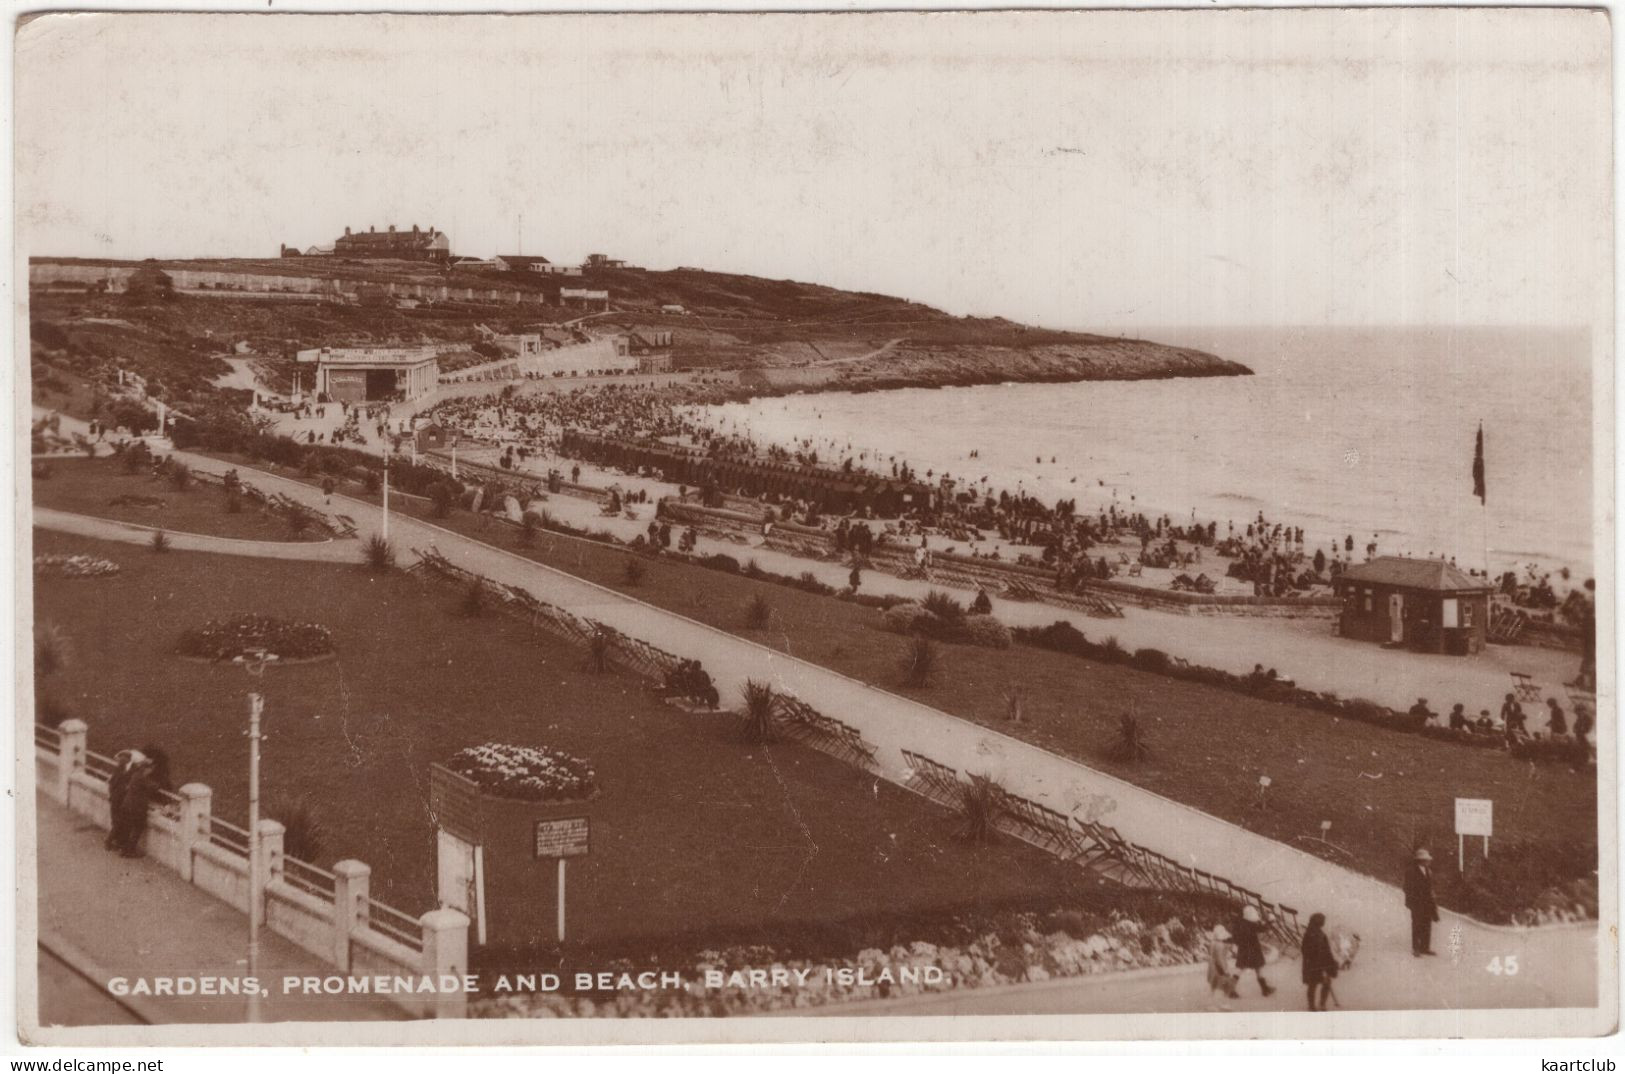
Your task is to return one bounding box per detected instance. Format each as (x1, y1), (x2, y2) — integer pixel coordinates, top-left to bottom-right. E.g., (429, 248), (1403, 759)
(690, 326), (1596, 577)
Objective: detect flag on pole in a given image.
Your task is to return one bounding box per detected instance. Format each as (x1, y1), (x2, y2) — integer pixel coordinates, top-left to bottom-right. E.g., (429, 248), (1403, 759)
(1472, 422), (1486, 504)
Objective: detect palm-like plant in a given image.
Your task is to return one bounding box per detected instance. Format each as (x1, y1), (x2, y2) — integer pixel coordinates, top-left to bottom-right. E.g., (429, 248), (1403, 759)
(957, 774), (1005, 845)
(745, 593), (772, 629)
(902, 635), (936, 688)
(35, 622), (71, 681)
(1107, 713), (1151, 762)
(741, 679), (778, 743)
(150, 529), (171, 554)
(362, 534), (395, 573)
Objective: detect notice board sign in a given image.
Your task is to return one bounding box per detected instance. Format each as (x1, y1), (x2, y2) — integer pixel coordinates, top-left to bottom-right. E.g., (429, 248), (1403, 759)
(1455, 798), (1493, 837)
(534, 816), (590, 859)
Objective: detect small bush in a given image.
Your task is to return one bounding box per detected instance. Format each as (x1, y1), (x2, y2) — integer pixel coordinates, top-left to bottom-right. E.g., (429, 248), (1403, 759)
(956, 774), (1005, 845)
(902, 635), (936, 688)
(150, 529), (171, 554)
(961, 614), (1012, 649)
(363, 470), (382, 494)
(273, 797), (327, 864)
(702, 553), (741, 574)
(882, 602), (935, 635)
(169, 463), (192, 491)
(923, 589), (966, 621)
(461, 577), (485, 618)
(1107, 713), (1151, 763)
(287, 509), (312, 537)
(362, 534), (395, 573)
(622, 558), (647, 587)
(745, 593), (773, 629)
(430, 482), (454, 519)
(1100, 635), (1126, 662)
(741, 679), (778, 743)
(1133, 647), (1171, 673)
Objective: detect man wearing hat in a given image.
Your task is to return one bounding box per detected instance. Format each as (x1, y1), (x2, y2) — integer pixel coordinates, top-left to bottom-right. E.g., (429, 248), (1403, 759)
(1404, 848), (1439, 956)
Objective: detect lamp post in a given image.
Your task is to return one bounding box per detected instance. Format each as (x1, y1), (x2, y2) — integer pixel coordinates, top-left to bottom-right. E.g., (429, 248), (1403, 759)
(246, 690), (264, 1023)
(382, 447), (391, 543)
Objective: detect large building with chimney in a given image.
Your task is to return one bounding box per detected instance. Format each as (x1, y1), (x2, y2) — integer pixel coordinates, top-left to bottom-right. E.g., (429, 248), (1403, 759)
(333, 224), (451, 262)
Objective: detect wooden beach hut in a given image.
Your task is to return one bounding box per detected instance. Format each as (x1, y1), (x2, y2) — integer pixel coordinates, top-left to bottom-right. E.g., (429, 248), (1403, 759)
(1334, 556), (1493, 655)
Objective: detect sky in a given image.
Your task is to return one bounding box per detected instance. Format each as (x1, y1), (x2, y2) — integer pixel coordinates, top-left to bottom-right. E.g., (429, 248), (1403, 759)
(13, 9), (1613, 332)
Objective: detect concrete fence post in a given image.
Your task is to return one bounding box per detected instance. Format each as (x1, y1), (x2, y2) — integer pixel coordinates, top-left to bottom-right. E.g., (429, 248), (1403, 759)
(53, 719), (88, 806)
(331, 860), (371, 972)
(418, 908), (471, 1019)
(254, 819), (286, 914)
(175, 783), (212, 882)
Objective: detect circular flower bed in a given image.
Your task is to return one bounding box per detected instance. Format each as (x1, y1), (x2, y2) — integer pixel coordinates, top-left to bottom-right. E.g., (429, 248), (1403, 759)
(34, 553), (121, 578)
(447, 743), (596, 802)
(176, 613), (335, 662)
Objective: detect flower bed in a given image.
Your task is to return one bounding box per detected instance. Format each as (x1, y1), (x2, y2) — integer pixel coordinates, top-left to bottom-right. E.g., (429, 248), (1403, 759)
(34, 553), (121, 578)
(474, 908), (1217, 1018)
(447, 743), (596, 802)
(175, 613), (335, 662)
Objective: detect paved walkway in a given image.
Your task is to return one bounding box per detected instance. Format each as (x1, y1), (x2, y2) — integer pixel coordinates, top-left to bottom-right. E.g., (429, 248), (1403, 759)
(31, 453), (1603, 1013)
(496, 452), (1581, 721)
(33, 795), (405, 1026)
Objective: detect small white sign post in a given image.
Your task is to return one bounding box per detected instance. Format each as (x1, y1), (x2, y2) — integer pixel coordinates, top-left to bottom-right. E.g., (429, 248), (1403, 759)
(534, 817), (590, 942)
(1455, 797), (1493, 872)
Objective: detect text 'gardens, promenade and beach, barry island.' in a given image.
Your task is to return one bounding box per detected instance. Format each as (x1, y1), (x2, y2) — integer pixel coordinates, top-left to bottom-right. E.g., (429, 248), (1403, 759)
(16, 8), (1612, 1044)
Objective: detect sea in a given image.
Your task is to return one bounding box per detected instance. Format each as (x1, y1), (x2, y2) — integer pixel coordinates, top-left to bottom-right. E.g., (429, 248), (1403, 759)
(690, 326), (1600, 578)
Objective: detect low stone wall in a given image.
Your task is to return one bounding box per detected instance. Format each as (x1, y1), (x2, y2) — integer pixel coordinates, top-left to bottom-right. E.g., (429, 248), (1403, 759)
(35, 720), (469, 1019)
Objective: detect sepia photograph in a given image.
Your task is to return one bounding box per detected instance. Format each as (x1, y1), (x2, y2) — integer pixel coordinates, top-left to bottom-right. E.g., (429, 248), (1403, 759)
(10, 7), (1616, 1046)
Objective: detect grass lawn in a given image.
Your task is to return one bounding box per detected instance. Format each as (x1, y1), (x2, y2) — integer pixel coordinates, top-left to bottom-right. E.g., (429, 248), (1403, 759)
(236, 463), (1598, 910)
(32, 457), (325, 543)
(33, 529), (1111, 954)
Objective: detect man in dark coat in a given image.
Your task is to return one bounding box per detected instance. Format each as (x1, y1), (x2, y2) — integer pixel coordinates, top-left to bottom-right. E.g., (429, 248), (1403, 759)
(104, 750), (143, 853)
(115, 757), (161, 858)
(1405, 848), (1439, 956)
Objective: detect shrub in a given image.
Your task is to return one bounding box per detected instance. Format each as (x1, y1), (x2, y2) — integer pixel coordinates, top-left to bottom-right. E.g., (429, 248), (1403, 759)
(745, 593), (773, 629)
(169, 462), (192, 491)
(1107, 713), (1151, 762)
(1100, 635), (1126, 662)
(461, 577), (485, 618)
(961, 614), (1012, 649)
(363, 470), (382, 494)
(362, 534), (395, 573)
(518, 514), (538, 548)
(150, 529), (171, 554)
(622, 558), (647, 587)
(923, 589), (965, 621)
(956, 774), (1004, 845)
(287, 509), (312, 537)
(273, 797), (327, 864)
(902, 635), (936, 688)
(1133, 647), (1171, 674)
(702, 553), (741, 574)
(882, 602), (935, 635)
(321, 477), (336, 498)
(740, 679), (778, 743)
(430, 482), (454, 519)
(35, 622), (71, 681)
(122, 441), (151, 474)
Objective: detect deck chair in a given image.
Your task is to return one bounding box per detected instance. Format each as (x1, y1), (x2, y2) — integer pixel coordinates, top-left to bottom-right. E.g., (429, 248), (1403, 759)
(1511, 671), (1543, 706)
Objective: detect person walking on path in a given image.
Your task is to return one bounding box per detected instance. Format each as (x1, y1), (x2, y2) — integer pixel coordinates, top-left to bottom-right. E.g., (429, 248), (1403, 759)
(1300, 912), (1339, 1011)
(1205, 924), (1239, 1008)
(1545, 697), (1568, 737)
(1405, 848), (1440, 956)
(1232, 905), (1275, 996)
(849, 565), (861, 593)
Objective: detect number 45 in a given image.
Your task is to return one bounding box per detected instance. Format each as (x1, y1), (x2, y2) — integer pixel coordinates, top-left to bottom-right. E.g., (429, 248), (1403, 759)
(1486, 956), (1520, 976)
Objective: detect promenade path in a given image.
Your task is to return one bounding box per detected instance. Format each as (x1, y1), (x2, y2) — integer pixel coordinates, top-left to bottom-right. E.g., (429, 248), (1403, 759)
(32, 453), (1603, 1015)
(498, 458), (1581, 721)
(32, 795), (405, 1027)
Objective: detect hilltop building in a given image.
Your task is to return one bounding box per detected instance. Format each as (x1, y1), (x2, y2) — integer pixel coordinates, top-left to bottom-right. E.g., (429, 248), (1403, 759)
(333, 224), (450, 262)
(295, 345), (440, 404)
(1334, 556), (1492, 655)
